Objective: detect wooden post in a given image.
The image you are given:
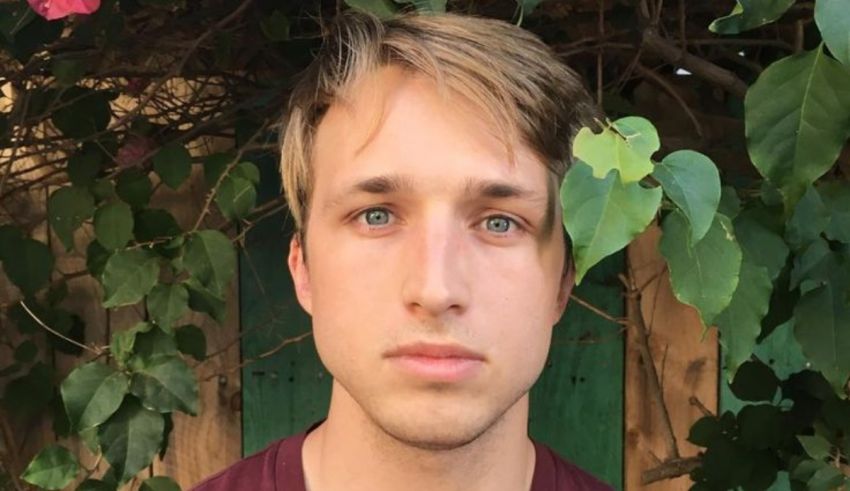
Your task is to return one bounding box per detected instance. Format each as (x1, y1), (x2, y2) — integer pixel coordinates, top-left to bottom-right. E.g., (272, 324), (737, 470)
(624, 225), (718, 490)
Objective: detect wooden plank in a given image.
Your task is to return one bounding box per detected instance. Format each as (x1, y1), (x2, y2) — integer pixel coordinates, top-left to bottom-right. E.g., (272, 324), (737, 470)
(240, 158), (330, 456)
(624, 225), (719, 491)
(529, 252), (625, 490)
(150, 167), (242, 488)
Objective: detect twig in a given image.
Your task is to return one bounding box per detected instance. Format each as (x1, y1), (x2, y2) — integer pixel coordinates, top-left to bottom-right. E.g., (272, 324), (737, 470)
(570, 293), (628, 326)
(623, 270), (681, 461)
(642, 456), (701, 484)
(689, 396), (713, 417)
(191, 121), (268, 232)
(201, 331), (312, 381)
(635, 64), (703, 138)
(19, 300), (104, 356)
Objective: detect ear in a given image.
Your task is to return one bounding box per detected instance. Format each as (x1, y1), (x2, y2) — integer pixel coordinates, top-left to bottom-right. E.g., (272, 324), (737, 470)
(553, 257), (575, 324)
(288, 235), (313, 315)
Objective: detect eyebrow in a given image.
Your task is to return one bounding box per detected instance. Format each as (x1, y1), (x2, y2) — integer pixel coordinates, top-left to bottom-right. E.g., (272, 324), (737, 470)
(323, 174), (547, 212)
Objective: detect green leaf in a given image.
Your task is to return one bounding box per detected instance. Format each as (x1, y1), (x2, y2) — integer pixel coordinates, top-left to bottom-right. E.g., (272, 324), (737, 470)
(94, 201), (134, 250)
(115, 169), (153, 210)
(572, 117), (658, 183)
(61, 362), (129, 431)
(745, 46), (850, 208)
(21, 445), (79, 490)
(202, 152), (235, 187)
(730, 360), (779, 402)
(789, 238), (831, 292)
(13, 340), (37, 363)
(818, 181), (850, 243)
(90, 178), (115, 202)
(793, 263), (850, 391)
(733, 208), (789, 281)
(130, 355), (199, 415)
(67, 147), (104, 187)
(133, 209), (182, 243)
(815, 0), (850, 67)
(260, 10), (290, 41)
(688, 416), (722, 447)
(152, 142), (192, 190)
(129, 325), (178, 364)
(797, 435), (832, 460)
(395, 0), (447, 13)
(737, 404), (782, 450)
(709, 0), (795, 34)
(86, 240), (110, 278)
(807, 465), (846, 491)
(51, 58), (87, 87)
(185, 279), (227, 323)
(660, 212), (742, 327)
(0, 224), (23, 263)
(146, 283), (189, 329)
(110, 322), (153, 369)
(51, 89), (112, 139)
(786, 186), (829, 251)
(49, 186), (96, 251)
(561, 162), (661, 283)
(3, 237), (54, 296)
(718, 186), (741, 219)
(517, 0), (544, 15)
(98, 397), (164, 484)
(3, 362), (53, 416)
(183, 230), (236, 296)
(175, 324), (206, 361)
(140, 476), (181, 491)
(652, 150), (721, 242)
(101, 249), (160, 308)
(215, 175), (256, 221)
(344, 0), (398, 18)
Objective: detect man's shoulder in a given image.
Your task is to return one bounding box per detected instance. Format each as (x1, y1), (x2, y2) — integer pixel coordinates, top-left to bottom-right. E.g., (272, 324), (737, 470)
(532, 441), (614, 491)
(190, 434), (300, 491)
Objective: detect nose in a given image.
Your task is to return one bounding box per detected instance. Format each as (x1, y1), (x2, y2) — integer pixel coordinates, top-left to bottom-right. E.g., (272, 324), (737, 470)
(401, 210), (470, 319)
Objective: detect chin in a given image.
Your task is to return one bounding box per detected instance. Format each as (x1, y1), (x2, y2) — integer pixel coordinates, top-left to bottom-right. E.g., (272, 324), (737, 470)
(363, 389), (523, 452)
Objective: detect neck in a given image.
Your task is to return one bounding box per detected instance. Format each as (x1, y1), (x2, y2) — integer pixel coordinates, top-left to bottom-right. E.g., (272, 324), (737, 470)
(302, 380), (536, 491)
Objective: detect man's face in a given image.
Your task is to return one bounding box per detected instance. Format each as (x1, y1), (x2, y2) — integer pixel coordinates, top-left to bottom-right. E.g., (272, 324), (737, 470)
(289, 66), (572, 450)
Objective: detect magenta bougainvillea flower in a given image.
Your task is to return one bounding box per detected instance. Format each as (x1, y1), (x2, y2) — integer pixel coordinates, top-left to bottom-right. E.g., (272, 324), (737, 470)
(27, 0), (100, 20)
(116, 135), (157, 168)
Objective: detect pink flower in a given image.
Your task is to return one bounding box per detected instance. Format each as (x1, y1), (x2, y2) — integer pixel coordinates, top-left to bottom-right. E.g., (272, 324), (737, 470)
(27, 0), (100, 21)
(116, 136), (157, 168)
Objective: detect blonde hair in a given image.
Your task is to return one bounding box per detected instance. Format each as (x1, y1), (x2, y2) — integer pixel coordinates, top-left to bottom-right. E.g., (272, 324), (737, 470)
(279, 10), (597, 233)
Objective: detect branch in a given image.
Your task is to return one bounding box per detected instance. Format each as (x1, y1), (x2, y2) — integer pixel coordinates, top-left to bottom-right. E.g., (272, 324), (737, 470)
(19, 300), (104, 356)
(201, 331), (312, 382)
(642, 456), (701, 484)
(623, 272), (681, 461)
(634, 64), (703, 137)
(570, 293), (628, 326)
(641, 29), (749, 98)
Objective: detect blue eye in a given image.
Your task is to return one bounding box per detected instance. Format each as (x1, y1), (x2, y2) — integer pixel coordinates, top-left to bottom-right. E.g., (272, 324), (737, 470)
(362, 208), (391, 226)
(484, 216), (513, 234)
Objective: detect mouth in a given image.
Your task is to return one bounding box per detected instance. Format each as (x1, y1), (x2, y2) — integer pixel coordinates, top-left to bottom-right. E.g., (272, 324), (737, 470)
(384, 342), (485, 382)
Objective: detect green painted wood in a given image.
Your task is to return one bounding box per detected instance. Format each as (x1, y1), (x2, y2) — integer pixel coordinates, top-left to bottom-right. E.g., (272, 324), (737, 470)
(241, 162), (625, 490)
(240, 159), (331, 456)
(529, 253), (624, 490)
(719, 320), (808, 491)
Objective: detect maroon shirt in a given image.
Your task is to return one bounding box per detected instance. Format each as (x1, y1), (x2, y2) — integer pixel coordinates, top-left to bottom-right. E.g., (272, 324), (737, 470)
(192, 422), (612, 491)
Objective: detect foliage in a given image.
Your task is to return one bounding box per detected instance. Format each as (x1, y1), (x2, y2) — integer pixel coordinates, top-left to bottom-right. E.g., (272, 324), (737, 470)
(0, 0), (847, 490)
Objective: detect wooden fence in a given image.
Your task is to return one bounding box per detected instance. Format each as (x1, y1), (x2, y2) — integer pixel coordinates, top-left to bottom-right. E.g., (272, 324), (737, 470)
(0, 160), (743, 491)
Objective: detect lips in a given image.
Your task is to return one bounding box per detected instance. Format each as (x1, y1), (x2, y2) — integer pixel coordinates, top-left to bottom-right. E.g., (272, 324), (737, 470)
(385, 342), (485, 382)
(384, 342), (486, 360)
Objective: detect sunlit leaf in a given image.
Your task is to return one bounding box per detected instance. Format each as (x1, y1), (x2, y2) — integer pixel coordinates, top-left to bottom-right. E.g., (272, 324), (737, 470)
(561, 162), (661, 283)
(21, 445), (79, 490)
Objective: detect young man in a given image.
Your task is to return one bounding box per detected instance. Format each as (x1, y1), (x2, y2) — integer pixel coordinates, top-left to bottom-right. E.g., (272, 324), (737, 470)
(193, 10), (609, 491)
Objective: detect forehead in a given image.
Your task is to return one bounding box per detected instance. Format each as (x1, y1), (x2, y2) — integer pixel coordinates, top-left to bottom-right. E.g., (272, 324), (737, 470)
(310, 65), (550, 196)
